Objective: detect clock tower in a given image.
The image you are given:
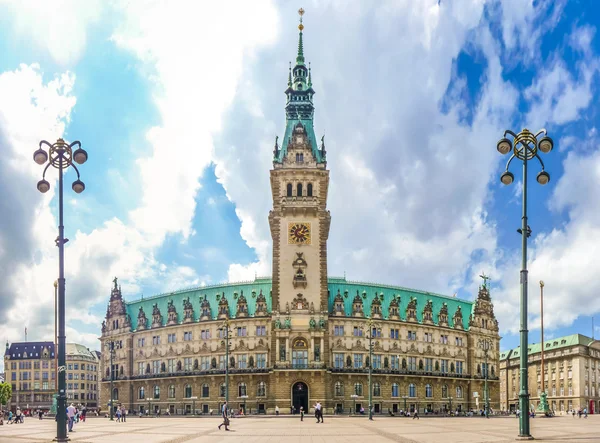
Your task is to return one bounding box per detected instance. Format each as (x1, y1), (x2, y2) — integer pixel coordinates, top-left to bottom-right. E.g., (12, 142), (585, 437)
(269, 9), (330, 322)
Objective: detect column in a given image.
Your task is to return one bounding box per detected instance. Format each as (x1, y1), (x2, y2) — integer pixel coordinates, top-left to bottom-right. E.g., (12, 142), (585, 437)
(311, 337), (315, 363)
(276, 338), (280, 363)
(286, 337), (290, 364)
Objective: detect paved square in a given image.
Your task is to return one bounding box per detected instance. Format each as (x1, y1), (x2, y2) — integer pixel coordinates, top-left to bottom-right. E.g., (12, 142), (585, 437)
(1, 415), (599, 443)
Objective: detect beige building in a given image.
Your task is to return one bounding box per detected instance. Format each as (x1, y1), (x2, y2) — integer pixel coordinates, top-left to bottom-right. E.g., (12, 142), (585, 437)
(100, 15), (501, 416)
(65, 343), (100, 409)
(500, 334), (600, 414)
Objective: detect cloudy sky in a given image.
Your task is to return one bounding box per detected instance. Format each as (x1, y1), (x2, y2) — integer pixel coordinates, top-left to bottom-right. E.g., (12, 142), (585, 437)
(1, 0), (599, 372)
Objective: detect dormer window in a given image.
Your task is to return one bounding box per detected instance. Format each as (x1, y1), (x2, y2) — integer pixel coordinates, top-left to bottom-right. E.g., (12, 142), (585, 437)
(296, 153), (304, 163)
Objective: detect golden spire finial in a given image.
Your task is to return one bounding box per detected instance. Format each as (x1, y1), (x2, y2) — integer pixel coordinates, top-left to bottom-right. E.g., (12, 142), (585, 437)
(298, 7), (305, 31)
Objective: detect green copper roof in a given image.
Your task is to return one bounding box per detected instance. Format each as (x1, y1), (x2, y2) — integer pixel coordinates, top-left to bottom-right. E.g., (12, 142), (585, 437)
(500, 334), (594, 360)
(124, 277), (474, 330)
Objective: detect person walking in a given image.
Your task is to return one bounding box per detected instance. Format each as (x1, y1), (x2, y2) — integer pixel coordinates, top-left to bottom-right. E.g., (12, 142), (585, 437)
(300, 406), (304, 421)
(412, 409), (420, 420)
(122, 407), (126, 422)
(275, 405), (279, 416)
(67, 403), (76, 433)
(218, 401), (230, 431)
(316, 402), (323, 423)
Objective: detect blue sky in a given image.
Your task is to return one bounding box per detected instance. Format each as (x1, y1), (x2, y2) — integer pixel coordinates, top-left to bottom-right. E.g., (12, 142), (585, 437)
(0, 1), (600, 371)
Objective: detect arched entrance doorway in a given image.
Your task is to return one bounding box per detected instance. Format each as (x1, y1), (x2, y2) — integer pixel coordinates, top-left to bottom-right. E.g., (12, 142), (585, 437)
(292, 382), (309, 414)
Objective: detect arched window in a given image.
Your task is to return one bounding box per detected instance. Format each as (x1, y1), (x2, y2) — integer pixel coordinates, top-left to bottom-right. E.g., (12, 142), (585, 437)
(153, 385), (160, 399)
(184, 384), (192, 398)
(219, 383), (226, 397)
(168, 385), (175, 398)
(425, 384), (432, 398)
(307, 183), (313, 197)
(456, 386), (463, 398)
(113, 388), (119, 400)
(373, 382), (381, 397)
(297, 183), (303, 197)
(257, 381), (266, 397)
(335, 381), (344, 397)
(409, 384), (416, 398)
(239, 383), (247, 397)
(202, 384), (209, 398)
(287, 183), (293, 197)
(354, 383), (363, 396)
(391, 383), (399, 397)
(138, 387), (145, 400)
(442, 384), (448, 398)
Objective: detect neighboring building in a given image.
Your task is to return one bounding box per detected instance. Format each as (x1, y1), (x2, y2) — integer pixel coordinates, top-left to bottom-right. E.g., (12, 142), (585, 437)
(65, 343), (100, 409)
(3, 341), (56, 411)
(500, 334), (600, 414)
(100, 15), (501, 416)
(3, 341), (100, 412)
(92, 350), (102, 410)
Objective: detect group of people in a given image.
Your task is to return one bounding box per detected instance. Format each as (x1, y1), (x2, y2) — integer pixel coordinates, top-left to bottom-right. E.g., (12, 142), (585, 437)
(65, 404), (88, 432)
(3, 408), (24, 424)
(115, 406), (127, 422)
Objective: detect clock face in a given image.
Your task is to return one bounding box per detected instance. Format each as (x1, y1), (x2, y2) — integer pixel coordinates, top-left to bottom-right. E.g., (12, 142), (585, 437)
(288, 222), (311, 245)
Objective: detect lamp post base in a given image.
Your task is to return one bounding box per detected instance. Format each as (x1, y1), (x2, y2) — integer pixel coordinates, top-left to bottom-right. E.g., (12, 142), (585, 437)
(53, 438), (70, 442)
(516, 436), (534, 441)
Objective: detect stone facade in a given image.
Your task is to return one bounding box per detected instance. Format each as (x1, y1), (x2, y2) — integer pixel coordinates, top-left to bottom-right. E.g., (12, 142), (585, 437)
(100, 15), (501, 416)
(500, 334), (600, 414)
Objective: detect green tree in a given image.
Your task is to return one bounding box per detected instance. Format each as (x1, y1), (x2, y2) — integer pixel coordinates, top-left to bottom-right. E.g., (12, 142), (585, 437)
(0, 382), (12, 412)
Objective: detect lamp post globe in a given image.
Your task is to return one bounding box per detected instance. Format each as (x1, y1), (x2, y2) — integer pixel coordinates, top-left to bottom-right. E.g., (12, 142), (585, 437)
(72, 179), (85, 194)
(33, 148), (48, 165)
(500, 171), (514, 186)
(538, 136), (553, 154)
(37, 179), (51, 193)
(536, 171), (550, 185)
(73, 147), (88, 165)
(497, 138), (512, 155)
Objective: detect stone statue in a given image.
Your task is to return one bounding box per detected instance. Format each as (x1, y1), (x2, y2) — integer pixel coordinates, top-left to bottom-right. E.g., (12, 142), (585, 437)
(274, 318), (281, 329)
(284, 317), (291, 329)
(319, 318), (326, 329)
(309, 317), (316, 329)
(101, 320), (106, 333)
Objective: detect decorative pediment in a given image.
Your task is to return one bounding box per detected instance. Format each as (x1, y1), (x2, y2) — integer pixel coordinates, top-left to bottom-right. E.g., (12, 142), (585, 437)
(237, 340), (249, 352)
(218, 295), (229, 319)
(151, 303), (163, 328)
(422, 300), (434, 323)
(373, 341), (383, 351)
(255, 339), (268, 351)
(167, 346), (176, 357)
(426, 345), (433, 355)
(292, 293), (309, 310)
(255, 289), (267, 315)
(166, 300), (178, 325)
(201, 342), (209, 352)
(456, 348), (464, 358)
(137, 307), (148, 330)
(352, 291), (364, 317)
(200, 295), (211, 320)
(453, 306), (464, 330)
(441, 347), (449, 356)
(409, 343), (417, 353)
(332, 338), (346, 351)
(354, 339), (367, 352)
(219, 340), (227, 351)
(371, 294), (382, 318)
(392, 342), (399, 350)
(152, 347), (159, 356)
(406, 297), (417, 322)
(388, 296), (400, 319)
(184, 343), (191, 353)
(237, 292), (249, 318)
(438, 303), (449, 326)
(333, 289), (345, 316)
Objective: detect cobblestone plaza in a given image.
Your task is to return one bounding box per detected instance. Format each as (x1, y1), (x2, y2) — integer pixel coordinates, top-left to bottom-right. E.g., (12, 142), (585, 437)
(1, 415), (599, 443)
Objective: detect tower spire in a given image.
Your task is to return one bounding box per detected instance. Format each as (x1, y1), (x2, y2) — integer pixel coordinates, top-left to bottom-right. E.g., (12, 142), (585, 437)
(297, 8), (305, 65)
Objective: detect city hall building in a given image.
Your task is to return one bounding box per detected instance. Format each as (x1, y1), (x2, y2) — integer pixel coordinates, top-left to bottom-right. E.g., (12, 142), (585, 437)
(100, 15), (500, 416)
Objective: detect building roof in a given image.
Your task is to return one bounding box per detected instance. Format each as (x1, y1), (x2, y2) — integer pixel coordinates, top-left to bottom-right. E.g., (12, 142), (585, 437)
(124, 276), (474, 330)
(500, 333), (595, 361)
(5, 342), (55, 360)
(65, 343), (98, 360)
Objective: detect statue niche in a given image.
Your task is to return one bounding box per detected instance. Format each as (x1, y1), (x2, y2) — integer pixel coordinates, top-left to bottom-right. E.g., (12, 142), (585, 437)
(183, 297), (194, 323)
(422, 300), (433, 324)
(237, 292), (248, 318)
(371, 294), (382, 319)
(292, 252), (308, 289)
(406, 297), (417, 322)
(218, 295), (229, 320)
(137, 307), (148, 331)
(438, 303), (449, 327)
(453, 306), (464, 330)
(333, 289), (344, 316)
(200, 295), (211, 321)
(352, 291), (364, 318)
(388, 296), (400, 320)
(151, 303), (163, 328)
(255, 289), (267, 316)
(167, 300), (178, 326)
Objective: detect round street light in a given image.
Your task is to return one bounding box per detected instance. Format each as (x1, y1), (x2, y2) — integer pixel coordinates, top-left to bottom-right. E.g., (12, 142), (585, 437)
(500, 171), (514, 185)
(33, 148), (48, 165)
(72, 179), (85, 194)
(497, 138), (512, 155)
(538, 136), (554, 154)
(536, 171), (550, 185)
(73, 147), (88, 165)
(37, 179), (50, 193)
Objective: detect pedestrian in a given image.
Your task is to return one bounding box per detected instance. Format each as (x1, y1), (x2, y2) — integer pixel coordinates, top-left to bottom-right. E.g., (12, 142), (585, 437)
(584, 408), (588, 418)
(122, 407), (126, 422)
(314, 402), (320, 423)
(316, 401), (323, 423)
(38, 409), (43, 420)
(116, 406), (121, 422)
(275, 405), (279, 416)
(218, 401), (230, 431)
(15, 408), (21, 424)
(7, 410), (13, 424)
(67, 403), (76, 433)
(300, 406), (304, 421)
(413, 409), (420, 420)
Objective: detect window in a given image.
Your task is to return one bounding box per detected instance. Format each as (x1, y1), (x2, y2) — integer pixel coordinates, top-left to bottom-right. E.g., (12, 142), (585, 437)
(202, 384), (209, 398)
(292, 349), (308, 368)
(74, 364), (79, 370)
(200, 356), (210, 371)
(441, 360), (449, 374)
(372, 327), (382, 338)
(456, 386), (463, 398)
(425, 358), (433, 372)
(219, 355), (226, 370)
(152, 360), (160, 374)
(307, 183), (313, 197)
(201, 329), (211, 340)
(184, 331), (193, 341)
(152, 335), (160, 345)
(167, 359), (175, 373)
(373, 382), (381, 397)
(185, 384), (192, 398)
(390, 328), (399, 339)
(354, 383), (363, 396)
(391, 355), (400, 370)
(392, 383), (399, 397)
(256, 354), (267, 369)
(256, 326), (266, 336)
(409, 384), (416, 398)
(238, 383), (247, 397)
(442, 385), (448, 398)
(424, 333), (433, 343)
(168, 385), (175, 398)
(238, 354), (248, 369)
(408, 357), (417, 371)
(184, 357), (192, 371)
(237, 327), (247, 337)
(297, 183), (303, 196)
(455, 337), (463, 346)
(456, 361), (464, 375)
(334, 353), (344, 369)
(440, 335), (449, 344)
(113, 388), (119, 400)
(353, 354), (364, 369)
(334, 325), (345, 336)
(153, 385), (160, 399)
(407, 331), (417, 341)
(287, 183), (293, 197)
(372, 354), (382, 369)
(168, 333), (176, 343)
(353, 327), (363, 337)
(220, 383), (226, 397)
(568, 370), (573, 379)
(257, 381), (266, 397)
(425, 384), (433, 398)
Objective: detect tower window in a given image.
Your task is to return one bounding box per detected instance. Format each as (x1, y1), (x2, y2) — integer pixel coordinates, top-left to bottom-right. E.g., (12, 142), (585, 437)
(287, 183), (293, 197)
(307, 183), (313, 197)
(297, 183), (303, 197)
(296, 153), (303, 163)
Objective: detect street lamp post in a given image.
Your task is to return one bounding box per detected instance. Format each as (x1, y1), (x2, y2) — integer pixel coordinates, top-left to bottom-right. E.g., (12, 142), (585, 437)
(33, 138), (87, 442)
(449, 396), (453, 415)
(107, 341), (115, 421)
(479, 339), (491, 419)
(402, 395), (408, 413)
(497, 128), (553, 438)
(363, 317), (375, 420)
(146, 398), (151, 416)
(189, 396), (197, 416)
(219, 319), (232, 404)
(241, 395), (248, 415)
(350, 394), (358, 415)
